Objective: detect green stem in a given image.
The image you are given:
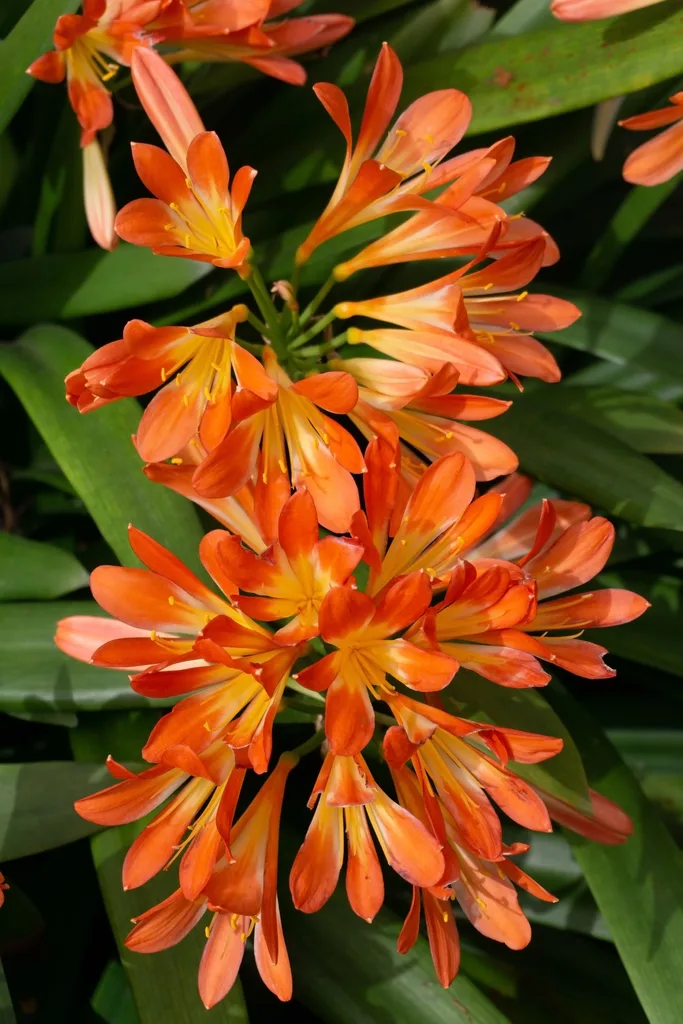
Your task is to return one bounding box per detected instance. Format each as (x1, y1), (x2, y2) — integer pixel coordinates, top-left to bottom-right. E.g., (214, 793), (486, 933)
(298, 275), (336, 328)
(289, 309), (338, 351)
(246, 265), (287, 361)
(296, 331), (348, 360)
(289, 728), (325, 762)
(246, 310), (268, 335)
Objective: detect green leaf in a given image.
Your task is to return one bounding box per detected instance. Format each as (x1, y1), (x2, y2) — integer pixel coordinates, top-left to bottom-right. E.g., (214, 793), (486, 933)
(390, 0), (494, 63)
(72, 718), (249, 1024)
(283, 889), (510, 1024)
(0, 601), (173, 712)
(0, 533), (88, 600)
(0, 958), (15, 1024)
(91, 962), (140, 1024)
(0, 246), (212, 325)
(489, 0), (555, 37)
(593, 572), (683, 677)
(538, 290), (683, 385)
(400, 0), (683, 135)
(548, 683), (683, 1024)
(0, 325), (204, 570)
(579, 174), (683, 291)
(441, 669), (592, 814)
(487, 389), (683, 531)
(0, 0), (80, 136)
(617, 262), (683, 306)
(544, 387), (683, 454)
(0, 761), (108, 859)
(609, 729), (683, 777)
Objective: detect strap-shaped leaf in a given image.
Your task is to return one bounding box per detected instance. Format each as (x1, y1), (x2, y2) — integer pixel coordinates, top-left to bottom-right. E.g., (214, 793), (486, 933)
(0, 534), (88, 601)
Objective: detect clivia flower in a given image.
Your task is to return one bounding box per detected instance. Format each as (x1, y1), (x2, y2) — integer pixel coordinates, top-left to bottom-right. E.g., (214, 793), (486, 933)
(551, 0), (665, 21)
(289, 751), (445, 922)
(619, 92), (683, 187)
(126, 753), (295, 1008)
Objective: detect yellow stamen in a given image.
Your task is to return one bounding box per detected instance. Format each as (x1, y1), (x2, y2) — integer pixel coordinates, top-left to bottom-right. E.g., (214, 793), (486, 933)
(517, 291), (528, 301)
(171, 457), (183, 465)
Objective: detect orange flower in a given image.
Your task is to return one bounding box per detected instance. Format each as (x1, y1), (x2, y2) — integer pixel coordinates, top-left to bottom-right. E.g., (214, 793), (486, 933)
(551, 0), (664, 20)
(459, 485), (651, 679)
(83, 138), (118, 250)
(115, 50), (256, 270)
(27, 0), (157, 146)
(619, 93), (683, 187)
(391, 761), (556, 981)
(295, 574), (457, 755)
(160, 5), (355, 86)
(75, 741), (242, 895)
(127, 753), (295, 1008)
(385, 695), (560, 861)
(289, 751), (444, 921)
(337, 359), (518, 482)
(336, 235), (581, 384)
(65, 305), (279, 462)
(193, 348), (364, 533)
(296, 42), (473, 263)
(55, 524), (303, 772)
(205, 488), (364, 642)
(0, 872), (8, 908)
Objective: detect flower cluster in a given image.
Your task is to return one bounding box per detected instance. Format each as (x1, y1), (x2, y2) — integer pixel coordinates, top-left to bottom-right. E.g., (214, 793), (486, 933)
(57, 44), (648, 1008)
(27, 0), (353, 248)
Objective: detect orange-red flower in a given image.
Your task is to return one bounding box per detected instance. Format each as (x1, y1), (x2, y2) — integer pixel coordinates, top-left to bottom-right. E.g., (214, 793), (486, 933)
(55, 524), (303, 772)
(76, 741), (242, 895)
(390, 761), (556, 982)
(337, 358), (518, 482)
(127, 753), (295, 1008)
(336, 235), (581, 384)
(193, 348), (364, 533)
(206, 488), (364, 642)
(296, 42), (473, 263)
(619, 92), (683, 187)
(27, 0), (158, 146)
(459, 484), (651, 679)
(295, 574), (457, 755)
(551, 0), (664, 20)
(289, 751), (444, 921)
(160, 2), (354, 86)
(83, 138), (118, 250)
(65, 305), (279, 462)
(385, 695), (561, 861)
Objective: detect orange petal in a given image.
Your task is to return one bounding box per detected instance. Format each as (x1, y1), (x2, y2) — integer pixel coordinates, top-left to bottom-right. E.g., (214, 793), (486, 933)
(318, 586), (375, 643)
(367, 789), (444, 888)
(290, 798), (344, 913)
(131, 48), (205, 169)
(82, 139), (117, 251)
(370, 638), (456, 691)
(345, 806), (384, 922)
(74, 766), (183, 826)
(325, 671), (375, 756)
(253, 904), (292, 1001)
(54, 615), (149, 663)
(423, 891), (460, 988)
(89, 565), (212, 633)
(531, 589), (649, 630)
(198, 912), (246, 1009)
(291, 371), (358, 414)
(126, 889), (206, 954)
(526, 517), (615, 599)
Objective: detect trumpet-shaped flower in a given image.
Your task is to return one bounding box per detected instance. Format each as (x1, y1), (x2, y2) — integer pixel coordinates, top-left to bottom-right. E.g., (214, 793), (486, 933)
(55, 524), (303, 772)
(289, 752), (444, 921)
(27, 0), (157, 146)
(336, 235), (581, 384)
(127, 753), (295, 1008)
(619, 93), (683, 187)
(337, 357), (517, 482)
(295, 573), (457, 755)
(551, 0), (665, 21)
(75, 740), (241, 895)
(193, 348), (364, 534)
(296, 42), (473, 262)
(205, 488), (364, 641)
(65, 305), (278, 462)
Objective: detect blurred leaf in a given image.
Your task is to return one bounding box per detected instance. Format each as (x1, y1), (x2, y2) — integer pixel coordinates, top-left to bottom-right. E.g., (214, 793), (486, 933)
(284, 888), (510, 1024)
(617, 263), (683, 306)
(548, 387), (683, 453)
(0, 326), (205, 571)
(488, 389), (683, 531)
(548, 682), (683, 1024)
(0, 0), (80, 136)
(91, 961), (140, 1024)
(400, 1), (683, 134)
(32, 102), (85, 257)
(390, 0), (494, 62)
(0, 533), (88, 600)
(523, 878), (612, 941)
(0, 761), (108, 859)
(489, 0), (555, 37)
(539, 291), (683, 384)
(0, 601), (172, 713)
(0, 246), (212, 325)
(593, 571), (683, 677)
(580, 174), (683, 291)
(609, 729), (683, 776)
(72, 718), (250, 1024)
(565, 361), (683, 403)
(442, 670), (592, 813)
(0, 133), (18, 218)
(0, 959), (15, 1024)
